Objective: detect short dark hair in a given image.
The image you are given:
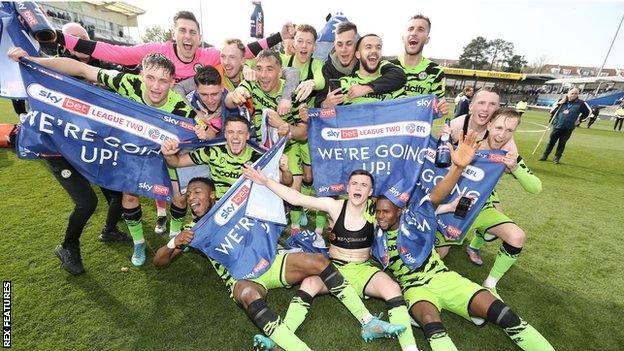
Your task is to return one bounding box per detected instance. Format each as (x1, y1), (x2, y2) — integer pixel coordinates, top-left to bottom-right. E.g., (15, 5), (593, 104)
(356, 34), (381, 50)
(173, 11), (200, 30)
(256, 49), (282, 66)
(224, 115), (251, 129)
(188, 177), (215, 191)
(349, 169), (374, 189)
(296, 24), (318, 41)
(142, 53), (175, 77)
(410, 14), (431, 32)
(490, 107), (522, 125)
(336, 21), (357, 36)
(194, 65), (222, 86)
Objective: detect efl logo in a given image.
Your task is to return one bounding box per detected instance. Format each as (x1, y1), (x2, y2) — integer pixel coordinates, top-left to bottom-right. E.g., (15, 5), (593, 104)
(21, 10), (39, 27)
(152, 185), (170, 196)
(232, 185), (250, 205)
(319, 108), (336, 118)
(147, 128), (161, 140)
(329, 183), (345, 192)
(488, 154), (506, 163)
(62, 97), (90, 115)
(179, 121), (195, 131)
(253, 258), (269, 273)
(446, 225), (462, 239)
(399, 245), (408, 255)
(340, 129), (358, 139)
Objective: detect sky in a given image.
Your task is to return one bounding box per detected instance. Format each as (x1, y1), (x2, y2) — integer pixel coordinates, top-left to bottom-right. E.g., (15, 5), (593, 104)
(124, 0), (624, 69)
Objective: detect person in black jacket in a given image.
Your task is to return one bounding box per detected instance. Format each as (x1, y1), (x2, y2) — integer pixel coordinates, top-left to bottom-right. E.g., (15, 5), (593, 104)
(539, 88), (590, 164)
(315, 21), (406, 108)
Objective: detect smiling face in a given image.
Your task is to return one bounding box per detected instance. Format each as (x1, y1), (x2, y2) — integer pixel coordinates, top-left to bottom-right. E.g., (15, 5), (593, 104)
(173, 18), (201, 62)
(402, 18), (430, 56)
(469, 90), (500, 126)
(356, 35), (382, 74)
(347, 173), (373, 206)
(141, 65), (174, 106)
(187, 180), (215, 217)
(567, 88), (579, 102)
(486, 114), (519, 150)
(224, 120), (250, 156)
(255, 56), (282, 93)
(334, 29), (357, 67)
(375, 198), (402, 231)
(220, 42), (245, 80)
(294, 30), (316, 64)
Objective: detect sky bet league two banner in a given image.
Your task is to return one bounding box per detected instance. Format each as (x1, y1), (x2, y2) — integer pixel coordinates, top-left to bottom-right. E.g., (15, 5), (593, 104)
(307, 95), (438, 197)
(190, 137), (288, 280)
(16, 59), (199, 201)
(418, 137), (508, 243)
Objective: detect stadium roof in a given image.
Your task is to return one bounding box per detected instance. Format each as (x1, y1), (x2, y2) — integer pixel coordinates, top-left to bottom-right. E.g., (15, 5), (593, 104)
(546, 76), (624, 84)
(87, 1), (145, 17)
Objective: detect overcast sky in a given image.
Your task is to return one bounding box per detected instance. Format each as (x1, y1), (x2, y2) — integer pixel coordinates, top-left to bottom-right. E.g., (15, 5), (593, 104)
(125, 0), (624, 69)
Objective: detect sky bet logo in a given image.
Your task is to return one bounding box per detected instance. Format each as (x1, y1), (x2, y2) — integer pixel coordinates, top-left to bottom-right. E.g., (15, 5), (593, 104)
(215, 183), (251, 225)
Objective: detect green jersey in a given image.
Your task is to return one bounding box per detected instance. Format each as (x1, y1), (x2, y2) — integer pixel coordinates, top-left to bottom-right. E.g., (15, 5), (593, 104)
(281, 54), (326, 91)
(188, 144), (260, 199)
(386, 228), (449, 290)
(97, 70), (195, 117)
(391, 56), (445, 99)
(339, 61), (405, 105)
(238, 79), (302, 140)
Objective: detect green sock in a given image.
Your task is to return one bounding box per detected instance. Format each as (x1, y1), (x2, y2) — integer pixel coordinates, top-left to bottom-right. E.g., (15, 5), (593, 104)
(320, 264), (369, 322)
(469, 230), (486, 250)
(490, 243), (521, 280)
(504, 319), (554, 351)
(125, 219), (144, 243)
(388, 304), (417, 350)
(283, 290), (312, 333)
(429, 332), (458, 351)
(169, 217), (183, 237)
(301, 182), (313, 196)
(289, 206), (302, 229)
(315, 211), (326, 232)
(268, 323), (311, 351)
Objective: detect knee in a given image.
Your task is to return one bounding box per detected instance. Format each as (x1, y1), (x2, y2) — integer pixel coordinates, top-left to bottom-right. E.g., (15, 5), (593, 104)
(507, 228), (526, 247)
(486, 299), (522, 329)
(235, 283), (263, 309)
(308, 254), (330, 274)
(436, 246), (450, 258)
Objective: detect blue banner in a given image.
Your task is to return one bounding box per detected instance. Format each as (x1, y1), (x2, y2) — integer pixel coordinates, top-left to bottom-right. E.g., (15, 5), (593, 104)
(372, 184), (437, 270)
(1, 1), (41, 98)
(417, 137), (507, 243)
(16, 59), (199, 201)
(307, 96), (435, 197)
(190, 137), (288, 280)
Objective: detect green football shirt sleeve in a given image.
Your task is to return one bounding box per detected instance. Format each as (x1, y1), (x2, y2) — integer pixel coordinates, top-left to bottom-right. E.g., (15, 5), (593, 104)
(511, 156), (542, 194)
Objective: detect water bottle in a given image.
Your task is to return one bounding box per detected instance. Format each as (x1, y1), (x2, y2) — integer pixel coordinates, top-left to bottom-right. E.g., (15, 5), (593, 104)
(435, 118), (452, 168)
(250, 1), (264, 39)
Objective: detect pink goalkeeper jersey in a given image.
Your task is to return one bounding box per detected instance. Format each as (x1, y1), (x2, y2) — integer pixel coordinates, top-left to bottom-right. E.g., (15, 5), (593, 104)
(62, 34), (269, 82)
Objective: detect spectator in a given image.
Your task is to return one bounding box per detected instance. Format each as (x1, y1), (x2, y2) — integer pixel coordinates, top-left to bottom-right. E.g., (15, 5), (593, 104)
(454, 86), (473, 118)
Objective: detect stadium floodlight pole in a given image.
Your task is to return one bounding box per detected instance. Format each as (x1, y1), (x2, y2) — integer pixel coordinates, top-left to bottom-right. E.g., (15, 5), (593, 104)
(596, 11), (624, 78)
(198, 0), (205, 48)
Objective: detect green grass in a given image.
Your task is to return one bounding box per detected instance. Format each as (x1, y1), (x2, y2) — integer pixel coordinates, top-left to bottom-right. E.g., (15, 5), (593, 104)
(1, 99), (624, 350)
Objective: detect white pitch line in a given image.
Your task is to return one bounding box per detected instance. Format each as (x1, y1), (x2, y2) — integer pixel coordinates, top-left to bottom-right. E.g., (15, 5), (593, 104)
(516, 120), (549, 133)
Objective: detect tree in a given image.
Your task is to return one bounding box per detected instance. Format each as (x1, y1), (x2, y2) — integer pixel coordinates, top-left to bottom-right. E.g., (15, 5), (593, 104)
(503, 55), (528, 73)
(457, 36), (489, 69)
(525, 55), (549, 73)
(487, 39), (514, 70)
(142, 25), (171, 43)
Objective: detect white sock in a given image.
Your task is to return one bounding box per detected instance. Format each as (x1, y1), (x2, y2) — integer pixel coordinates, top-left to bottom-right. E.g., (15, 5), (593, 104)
(361, 313), (374, 325)
(156, 200), (167, 217)
(483, 275), (498, 288)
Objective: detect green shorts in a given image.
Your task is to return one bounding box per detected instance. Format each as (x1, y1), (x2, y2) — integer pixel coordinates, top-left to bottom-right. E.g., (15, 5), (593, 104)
(332, 259), (381, 298)
(403, 271), (486, 322)
(299, 140), (311, 167)
(434, 202), (514, 247)
(250, 253), (291, 291)
(284, 142), (302, 176)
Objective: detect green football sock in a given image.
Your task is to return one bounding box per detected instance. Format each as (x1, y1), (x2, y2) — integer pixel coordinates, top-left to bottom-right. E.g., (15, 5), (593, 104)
(490, 243), (522, 280)
(504, 320), (554, 351)
(269, 323), (311, 351)
(429, 332), (458, 351)
(319, 264), (369, 322)
(169, 217), (183, 236)
(289, 206), (302, 229)
(469, 230), (486, 250)
(387, 298), (417, 350)
(301, 182), (313, 196)
(283, 290), (313, 333)
(315, 211), (327, 232)
(125, 219), (144, 243)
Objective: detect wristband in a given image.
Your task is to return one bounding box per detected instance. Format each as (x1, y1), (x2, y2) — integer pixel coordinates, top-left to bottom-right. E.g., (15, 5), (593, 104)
(167, 237), (176, 250)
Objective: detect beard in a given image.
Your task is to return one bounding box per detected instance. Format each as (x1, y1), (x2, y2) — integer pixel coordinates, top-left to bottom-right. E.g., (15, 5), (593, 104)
(361, 58), (380, 74)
